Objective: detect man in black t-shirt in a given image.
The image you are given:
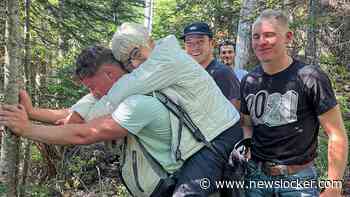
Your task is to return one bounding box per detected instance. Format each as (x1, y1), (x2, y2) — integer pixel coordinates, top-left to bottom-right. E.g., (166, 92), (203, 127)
(181, 22), (241, 110)
(241, 9), (348, 197)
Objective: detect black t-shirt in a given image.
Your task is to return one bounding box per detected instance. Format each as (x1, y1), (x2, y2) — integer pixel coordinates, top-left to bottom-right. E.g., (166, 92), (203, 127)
(206, 59), (240, 100)
(240, 60), (337, 165)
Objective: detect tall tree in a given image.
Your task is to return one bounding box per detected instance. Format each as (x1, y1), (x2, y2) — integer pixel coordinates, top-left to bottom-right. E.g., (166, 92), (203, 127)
(0, 0), (6, 92)
(306, 0), (318, 65)
(0, 0), (7, 152)
(0, 0), (22, 195)
(57, 0), (67, 58)
(235, 0), (257, 69)
(19, 1), (32, 196)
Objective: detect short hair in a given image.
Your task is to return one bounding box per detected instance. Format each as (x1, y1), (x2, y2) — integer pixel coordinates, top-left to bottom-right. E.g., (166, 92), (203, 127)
(75, 45), (124, 80)
(218, 40), (235, 54)
(111, 23), (150, 65)
(253, 9), (290, 31)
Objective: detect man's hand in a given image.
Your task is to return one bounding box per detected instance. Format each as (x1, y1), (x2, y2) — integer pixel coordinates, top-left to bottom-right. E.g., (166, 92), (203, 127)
(0, 104), (32, 136)
(19, 90), (34, 116)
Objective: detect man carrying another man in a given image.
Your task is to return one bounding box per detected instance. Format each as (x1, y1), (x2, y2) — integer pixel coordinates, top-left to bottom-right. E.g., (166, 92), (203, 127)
(1, 23), (243, 196)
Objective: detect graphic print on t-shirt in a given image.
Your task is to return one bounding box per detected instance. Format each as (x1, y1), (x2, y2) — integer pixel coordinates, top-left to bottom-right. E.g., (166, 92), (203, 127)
(245, 90), (298, 127)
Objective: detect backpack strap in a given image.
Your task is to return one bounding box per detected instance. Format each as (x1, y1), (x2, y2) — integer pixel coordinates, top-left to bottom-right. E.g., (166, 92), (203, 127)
(131, 134), (169, 176)
(153, 91), (227, 163)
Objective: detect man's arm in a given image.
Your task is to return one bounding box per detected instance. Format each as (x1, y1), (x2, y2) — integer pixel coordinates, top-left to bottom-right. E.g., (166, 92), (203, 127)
(19, 90), (74, 124)
(28, 108), (72, 124)
(0, 104), (127, 145)
(319, 105), (348, 196)
(241, 114), (253, 139)
(55, 111), (85, 125)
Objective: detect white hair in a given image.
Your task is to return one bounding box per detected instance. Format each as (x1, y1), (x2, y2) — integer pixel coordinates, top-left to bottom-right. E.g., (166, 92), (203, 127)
(111, 22), (150, 64)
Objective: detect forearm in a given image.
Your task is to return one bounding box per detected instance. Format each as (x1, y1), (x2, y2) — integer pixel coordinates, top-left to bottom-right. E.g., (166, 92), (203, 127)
(22, 123), (89, 145)
(243, 126), (253, 139)
(29, 108), (70, 124)
(327, 131), (348, 181)
(319, 105), (349, 182)
(241, 114), (253, 139)
(22, 116), (126, 145)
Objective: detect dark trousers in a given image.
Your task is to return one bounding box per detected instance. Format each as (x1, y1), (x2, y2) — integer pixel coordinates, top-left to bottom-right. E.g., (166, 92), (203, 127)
(172, 122), (243, 197)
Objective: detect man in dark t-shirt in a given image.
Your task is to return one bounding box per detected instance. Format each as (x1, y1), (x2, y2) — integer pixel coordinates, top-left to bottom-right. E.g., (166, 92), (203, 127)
(181, 22), (241, 110)
(241, 9), (348, 197)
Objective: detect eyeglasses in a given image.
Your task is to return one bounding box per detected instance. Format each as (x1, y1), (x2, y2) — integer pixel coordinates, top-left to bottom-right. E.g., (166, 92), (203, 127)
(126, 47), (141, 68)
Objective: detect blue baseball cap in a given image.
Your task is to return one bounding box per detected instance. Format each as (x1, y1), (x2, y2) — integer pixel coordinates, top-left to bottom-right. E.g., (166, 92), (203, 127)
(181, 22), (213, 40)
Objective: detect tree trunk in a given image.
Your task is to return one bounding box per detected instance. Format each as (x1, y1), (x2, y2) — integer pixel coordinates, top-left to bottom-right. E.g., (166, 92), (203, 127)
(0, 0), (6, 93)
(306, 0), (318, 65)
(0, 0), (7, 152)
(235, 0), (257, 69)
(144, 0), (154, 34)
(58, 0), (67, 58)
(0, 0), (22, 195)
(19, 1), (32, 197)
(24, 0), (31, 91)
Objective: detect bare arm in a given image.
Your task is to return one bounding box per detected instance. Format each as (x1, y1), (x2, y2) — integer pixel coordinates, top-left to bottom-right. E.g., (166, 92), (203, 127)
(55, 111), (85, 125)
(241, 114), (253, 139)
(230, 99), (240, 112)
(319, 105), (348, 196)
(19, 90), (71, 123)
(0, 104), (127, 145)
(29, 108), (71, 124)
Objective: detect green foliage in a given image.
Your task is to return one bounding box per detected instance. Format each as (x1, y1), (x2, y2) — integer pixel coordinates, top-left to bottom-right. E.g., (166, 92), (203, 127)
(115, 184), (129, 197)
(46, 63), (88, 108)
(0, 183), (7, 195)
(152, 0), (242, 44)
(31, 0), (143, 49)
(30, 145), (44, 162)
(21, 184), (52, 197)
(20, 0), (145, 110)
(338, 96), (350, 114)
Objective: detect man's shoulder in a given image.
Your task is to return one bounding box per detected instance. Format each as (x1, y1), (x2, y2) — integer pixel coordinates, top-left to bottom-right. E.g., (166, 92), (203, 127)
(294, 60), (328, 82)
(116, 94), (167, 118)
(122, 94), (159, 106)
(241, 65), (263, 82)
(235, 67), (249, 74)
(207, 59), (233, 75)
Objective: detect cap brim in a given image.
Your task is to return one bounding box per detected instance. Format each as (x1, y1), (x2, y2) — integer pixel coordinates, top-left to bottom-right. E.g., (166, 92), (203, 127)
(180, 32), (212, 39)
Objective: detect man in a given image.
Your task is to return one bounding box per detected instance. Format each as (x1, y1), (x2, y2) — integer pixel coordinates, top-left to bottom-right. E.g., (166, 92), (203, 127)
(19, 23), (242, 196)
(181, 22), (241, 110)
(240, 9), (348, 197)
(17, 45), (126, 125)
(218, 40), (248, 82)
